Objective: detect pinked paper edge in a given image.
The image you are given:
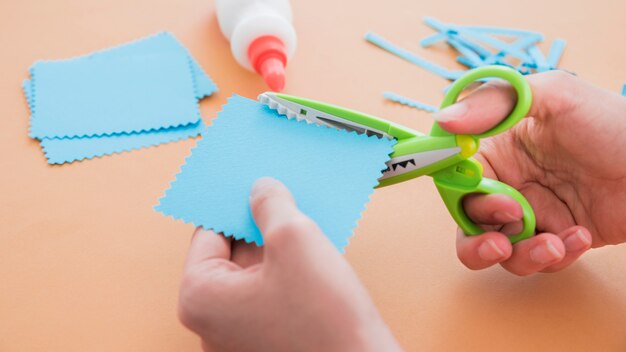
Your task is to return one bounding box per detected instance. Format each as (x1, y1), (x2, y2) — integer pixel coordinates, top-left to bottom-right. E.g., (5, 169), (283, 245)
(154, 95), (395, 252)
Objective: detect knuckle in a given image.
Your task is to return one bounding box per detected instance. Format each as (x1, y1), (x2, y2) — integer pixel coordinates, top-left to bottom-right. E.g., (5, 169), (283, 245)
(250, 183), (290, 215)
(266, 215), (319, 243)
(531, 70), (580, 118)
(177, 281), (204, 330)
(177, 269), (218, 330)
(541, 69), (575, 85)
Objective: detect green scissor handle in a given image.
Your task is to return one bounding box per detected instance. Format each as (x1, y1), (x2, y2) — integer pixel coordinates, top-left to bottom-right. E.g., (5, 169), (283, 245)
(430, 65), (533, 138)
(430, 66), (535, 243)
(433, 159), (536, 243)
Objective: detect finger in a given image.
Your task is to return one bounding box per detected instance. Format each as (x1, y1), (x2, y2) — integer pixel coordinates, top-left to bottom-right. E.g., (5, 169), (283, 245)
(434, 79), (516, 134)
(500, 233), (566, 276)
(463, 193), (523, 225)
(517, 182), (577, 234)
(179, 229), (237, 335)
(184, 227), (233, 270)
(541, 226), (592, 273)
(231, 239), (264, 268)
(433, 70), (580, 135)
(456, 228), (513, 270)
(249, 177), (336, 265)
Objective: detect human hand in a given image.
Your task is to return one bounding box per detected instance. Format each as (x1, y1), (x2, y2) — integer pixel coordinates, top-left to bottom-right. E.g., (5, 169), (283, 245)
(178, 177), (402, 352)
(433, 71), (626, 276)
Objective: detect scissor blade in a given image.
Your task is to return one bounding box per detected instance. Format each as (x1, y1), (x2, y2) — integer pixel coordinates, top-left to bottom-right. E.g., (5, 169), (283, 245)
(258, 92), (393, 140)
(379, 147), (461, 180)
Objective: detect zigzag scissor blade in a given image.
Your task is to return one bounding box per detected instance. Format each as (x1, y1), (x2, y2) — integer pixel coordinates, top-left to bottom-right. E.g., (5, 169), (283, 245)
(379, 147), (461, 180)
(258, 92), (393, 139)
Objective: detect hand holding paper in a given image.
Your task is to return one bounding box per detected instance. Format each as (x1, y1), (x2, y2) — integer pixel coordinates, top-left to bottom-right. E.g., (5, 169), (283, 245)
(178, 178), (402, 352)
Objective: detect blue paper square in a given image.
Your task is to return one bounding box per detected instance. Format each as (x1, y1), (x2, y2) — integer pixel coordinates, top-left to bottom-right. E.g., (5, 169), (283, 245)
(156, 95), (395, 252)
(23, 80), (203, 164)
(81, 32), (217, 99)
(30, 53), (199, 139)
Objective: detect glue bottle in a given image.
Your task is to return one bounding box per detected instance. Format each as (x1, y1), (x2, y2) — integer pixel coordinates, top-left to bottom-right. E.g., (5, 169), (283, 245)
(215, 0), (297, 92)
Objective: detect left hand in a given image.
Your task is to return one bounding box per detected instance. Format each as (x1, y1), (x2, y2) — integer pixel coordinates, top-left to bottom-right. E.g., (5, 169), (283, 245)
(178, 177), (402, 352)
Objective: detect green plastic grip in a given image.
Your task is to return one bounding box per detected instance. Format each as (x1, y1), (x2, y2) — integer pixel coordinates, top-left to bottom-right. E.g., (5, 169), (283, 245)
(434, 160), (536, 243)
(429, 66), (536, 243)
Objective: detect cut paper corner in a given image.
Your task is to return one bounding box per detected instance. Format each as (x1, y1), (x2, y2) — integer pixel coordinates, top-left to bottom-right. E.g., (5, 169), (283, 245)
(190, 59), (218, 99)
(156, 94), (394, 252)
(152, 31), (218, 99)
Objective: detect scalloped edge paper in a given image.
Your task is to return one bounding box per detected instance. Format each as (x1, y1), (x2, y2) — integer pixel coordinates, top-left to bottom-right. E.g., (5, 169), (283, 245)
(30, 52), (200, 139)
(155, 95), (395, 252)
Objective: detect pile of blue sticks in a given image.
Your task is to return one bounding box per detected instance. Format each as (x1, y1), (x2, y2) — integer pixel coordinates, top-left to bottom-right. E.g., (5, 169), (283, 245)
(366, 17), (567, 112)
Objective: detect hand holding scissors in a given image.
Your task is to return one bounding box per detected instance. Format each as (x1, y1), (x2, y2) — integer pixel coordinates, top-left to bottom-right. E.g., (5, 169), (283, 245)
(260, 65), (535, 243)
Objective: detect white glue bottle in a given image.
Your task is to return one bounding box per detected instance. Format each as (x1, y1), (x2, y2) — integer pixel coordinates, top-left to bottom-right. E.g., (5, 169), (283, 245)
(215, 0), (297, 92)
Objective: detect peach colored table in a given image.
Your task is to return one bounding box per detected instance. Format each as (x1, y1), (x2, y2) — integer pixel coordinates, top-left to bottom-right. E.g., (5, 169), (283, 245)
(1, 0), (625, 351)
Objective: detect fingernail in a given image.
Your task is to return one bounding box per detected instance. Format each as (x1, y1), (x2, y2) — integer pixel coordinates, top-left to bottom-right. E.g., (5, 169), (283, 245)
(250, 177), (279, 201)
(432, 101), (468, 122)
(493, 211), (519, 223)
(563, 229), (591, 252)
(478, 239), (506, 261)
(529, 239), (562, 264)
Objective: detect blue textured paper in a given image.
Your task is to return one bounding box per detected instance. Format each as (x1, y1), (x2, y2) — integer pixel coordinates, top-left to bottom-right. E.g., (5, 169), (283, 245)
(24, 61), (206, 164)
(81, 32), (216, 100)
(30, 53), (199, 139)
(40, 122), (203, 163)
(156, 95), (395, 252)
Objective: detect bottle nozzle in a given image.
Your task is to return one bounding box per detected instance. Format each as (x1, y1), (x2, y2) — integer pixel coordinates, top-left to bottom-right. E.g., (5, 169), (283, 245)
(258, 57), (286, 91)
(248, 36), (288, 92)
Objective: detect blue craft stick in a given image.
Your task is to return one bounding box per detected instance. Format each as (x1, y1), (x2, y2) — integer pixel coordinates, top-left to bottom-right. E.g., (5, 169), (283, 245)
(465, 26), (543, 38)
(425, 17), (534, 62)
(383, 91), (439, 113)
(459, 28), (533, 62)
(420, 33), (448, 47)
(622, 84), (626, 97)
(515, 63), (532, 75)
(482, 34), (543, 65)
(423, 18), (490, 57)
(456, 56), (478, 68)
(423, 17), (453, 33)
(449, 35), (492, 59)
(447, 38), (483, 66)
(365, 32), (463, 80)
(547, 39), (566, 68)
(528, 45), (550, 72)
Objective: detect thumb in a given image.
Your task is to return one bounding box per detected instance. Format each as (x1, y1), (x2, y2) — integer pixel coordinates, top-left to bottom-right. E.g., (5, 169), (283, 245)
(432, 79), (517, 135)
(432, 70), (578, 135)
(249, 177), (339, 267)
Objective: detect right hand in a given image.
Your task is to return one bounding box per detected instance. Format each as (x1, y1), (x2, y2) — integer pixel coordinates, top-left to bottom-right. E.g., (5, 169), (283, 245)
(433, 70), (626, 276)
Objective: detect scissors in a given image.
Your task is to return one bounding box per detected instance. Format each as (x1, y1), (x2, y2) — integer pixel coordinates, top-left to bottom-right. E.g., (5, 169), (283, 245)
(258, 65), (535, 243)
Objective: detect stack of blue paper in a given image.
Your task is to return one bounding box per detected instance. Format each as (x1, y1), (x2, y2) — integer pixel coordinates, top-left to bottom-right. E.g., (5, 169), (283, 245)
(23, 32), (217, 164)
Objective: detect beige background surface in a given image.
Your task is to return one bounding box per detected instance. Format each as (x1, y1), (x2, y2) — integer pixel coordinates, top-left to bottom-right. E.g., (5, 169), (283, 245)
(1, 0), (626, 351)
